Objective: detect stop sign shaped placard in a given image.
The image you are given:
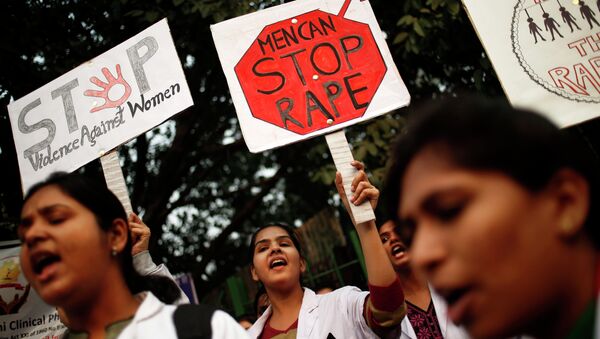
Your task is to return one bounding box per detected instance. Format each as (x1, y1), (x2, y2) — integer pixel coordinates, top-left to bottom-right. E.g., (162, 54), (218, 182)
(234, 8), (386, 135)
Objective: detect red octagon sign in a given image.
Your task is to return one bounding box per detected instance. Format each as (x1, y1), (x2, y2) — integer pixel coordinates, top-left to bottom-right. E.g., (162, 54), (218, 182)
(234, 8), (387, 135)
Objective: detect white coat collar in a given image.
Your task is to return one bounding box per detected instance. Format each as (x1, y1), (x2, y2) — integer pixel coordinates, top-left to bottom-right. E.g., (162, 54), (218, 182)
(430, 286), (449, 335)
(132, 292), (166, 323)
(247, 288), (319, 339)
(297, 287), (319, 338)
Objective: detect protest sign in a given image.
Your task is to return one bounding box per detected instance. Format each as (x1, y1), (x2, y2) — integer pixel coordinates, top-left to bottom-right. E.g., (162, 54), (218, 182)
(462, 0), (600, 127)
(0, 241), (66, 339)
(8, 18), (193, 192)
(211, 0), (410, 153)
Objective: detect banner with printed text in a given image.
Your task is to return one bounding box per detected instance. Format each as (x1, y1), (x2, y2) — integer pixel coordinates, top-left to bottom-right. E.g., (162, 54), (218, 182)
(211, 0), (410, 152)
(0, 242), (66, 339)
(7, 18), (193, 192)
(462, 0), (600, 127)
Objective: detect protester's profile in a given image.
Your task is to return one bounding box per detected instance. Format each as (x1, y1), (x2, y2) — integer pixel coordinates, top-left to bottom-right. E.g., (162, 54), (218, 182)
(18, 172), (248, 338)
(378, 220), (469, 338)
(246, 162), (406, 338)
(385, 96), (600, 338)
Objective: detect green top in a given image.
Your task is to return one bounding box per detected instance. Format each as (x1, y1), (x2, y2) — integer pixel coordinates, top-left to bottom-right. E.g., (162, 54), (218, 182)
(66, 317), (133, 339)
(566, 300), (595, 339)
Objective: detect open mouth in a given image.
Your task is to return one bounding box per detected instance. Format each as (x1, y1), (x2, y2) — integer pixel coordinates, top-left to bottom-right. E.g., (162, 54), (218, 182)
(32, 252), (61, 276)
(269, 258), (287, 269)
(438, 286), (473, 324)
(444, 287), (469, 307)
(391, 244), (406, 256)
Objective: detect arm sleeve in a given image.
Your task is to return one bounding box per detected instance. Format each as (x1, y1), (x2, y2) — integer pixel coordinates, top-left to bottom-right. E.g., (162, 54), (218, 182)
(332, 286), (374, 337)
(133, 250), (190, 304)
(365, 277), (406, 332)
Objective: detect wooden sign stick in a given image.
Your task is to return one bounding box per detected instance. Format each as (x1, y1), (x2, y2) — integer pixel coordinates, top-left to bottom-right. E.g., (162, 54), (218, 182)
(325, 129), (375, 224)
(100, 149), (133, 215)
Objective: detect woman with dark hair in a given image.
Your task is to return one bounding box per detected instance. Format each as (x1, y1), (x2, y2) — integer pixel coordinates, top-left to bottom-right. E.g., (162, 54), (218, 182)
(247, 162), (406, 338)
(378, 220), (469, 339)
(18, 172), (248, 338)
(384, 96), (600, 338)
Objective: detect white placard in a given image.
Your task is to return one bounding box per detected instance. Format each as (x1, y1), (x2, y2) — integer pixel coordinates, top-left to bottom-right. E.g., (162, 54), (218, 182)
(462, 0), (600, 127)
(8, 18), (193, 192)
(0, 243), (67, 339)
(211, 0), (410, 152)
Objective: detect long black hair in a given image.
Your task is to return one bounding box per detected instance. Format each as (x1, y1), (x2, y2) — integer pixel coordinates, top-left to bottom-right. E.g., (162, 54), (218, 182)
(23, 172), (181, 304)
(384, 95), (600, 247)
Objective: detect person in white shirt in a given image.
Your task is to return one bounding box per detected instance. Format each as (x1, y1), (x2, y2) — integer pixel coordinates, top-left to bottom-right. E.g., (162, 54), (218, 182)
(247, 162), (406, 339)
(18, 172), (248, 338)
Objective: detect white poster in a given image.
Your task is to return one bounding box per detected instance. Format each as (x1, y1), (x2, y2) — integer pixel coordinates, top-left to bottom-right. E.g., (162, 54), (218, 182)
(211, 0), (410, 152)
(0, 242), (66, 339)
(462, 0), (600, 127)
(8, 18), (193, 192)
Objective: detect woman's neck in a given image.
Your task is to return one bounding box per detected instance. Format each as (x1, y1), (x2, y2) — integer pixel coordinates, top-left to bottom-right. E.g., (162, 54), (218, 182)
(266, 283), (304, 330)
(396, 267), (431, 310)
(64, 267), (140, 338)
(533, 246), (598, 339)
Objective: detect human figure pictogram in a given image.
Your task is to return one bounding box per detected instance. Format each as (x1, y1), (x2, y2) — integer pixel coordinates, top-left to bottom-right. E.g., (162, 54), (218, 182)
(540, 3), (564, 40)
(526, 9), (546, 43)
(579, 1), (600, 29)
(558, 0), (581, 32)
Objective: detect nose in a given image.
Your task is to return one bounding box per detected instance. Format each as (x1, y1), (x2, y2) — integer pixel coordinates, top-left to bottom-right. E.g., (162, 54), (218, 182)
(410, 222), (446, 276)
(22, 221), (49, 249)
(269, 242), (282, 254)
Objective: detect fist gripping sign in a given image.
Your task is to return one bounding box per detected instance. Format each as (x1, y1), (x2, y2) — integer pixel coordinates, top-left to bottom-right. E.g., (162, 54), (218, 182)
(212, 0), (410, 152)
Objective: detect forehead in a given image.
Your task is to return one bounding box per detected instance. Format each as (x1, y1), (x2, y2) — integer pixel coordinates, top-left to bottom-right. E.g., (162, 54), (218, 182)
(22, 185), (76, 215)
(378, 221), (396, 235)
(399, 148), (468, 215)
(255, 226), (290, 242)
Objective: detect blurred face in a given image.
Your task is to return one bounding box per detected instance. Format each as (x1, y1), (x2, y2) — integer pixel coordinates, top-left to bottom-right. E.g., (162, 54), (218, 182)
(18, 185), (112, 307)
(251, 226), (305, 290)
(378, 221), (410, 271)
(398, 148), (562, 338)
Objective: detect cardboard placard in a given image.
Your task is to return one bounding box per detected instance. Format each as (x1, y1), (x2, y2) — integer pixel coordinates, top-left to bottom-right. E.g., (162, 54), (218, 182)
(211, 0), (410, 152)
(8, 19), (193, 192)
(462, 0), (600, 127)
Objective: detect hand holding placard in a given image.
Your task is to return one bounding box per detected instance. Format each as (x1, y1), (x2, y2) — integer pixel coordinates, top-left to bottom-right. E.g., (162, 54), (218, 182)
(327, 130), (375, 224)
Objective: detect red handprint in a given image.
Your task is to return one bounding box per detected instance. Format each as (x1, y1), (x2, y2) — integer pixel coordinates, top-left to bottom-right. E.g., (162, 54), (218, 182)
(84, 64), (132, 113)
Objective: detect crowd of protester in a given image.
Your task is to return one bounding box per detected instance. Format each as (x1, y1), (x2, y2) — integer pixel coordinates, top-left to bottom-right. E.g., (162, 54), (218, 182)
(15, 94), (600, 338)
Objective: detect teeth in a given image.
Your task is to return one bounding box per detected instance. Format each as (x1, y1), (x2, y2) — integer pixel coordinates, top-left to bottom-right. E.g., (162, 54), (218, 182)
(392, 246), (404, 255)
(270, 259), (286, 268)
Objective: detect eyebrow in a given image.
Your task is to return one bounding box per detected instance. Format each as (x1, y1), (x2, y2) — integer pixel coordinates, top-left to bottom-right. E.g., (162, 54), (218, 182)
(254, 235), (292, 248)
(20, 204), (71, 224)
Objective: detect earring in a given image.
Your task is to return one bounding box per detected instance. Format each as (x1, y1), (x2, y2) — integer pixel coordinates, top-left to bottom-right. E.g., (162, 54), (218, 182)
(111, 247), (118, 257)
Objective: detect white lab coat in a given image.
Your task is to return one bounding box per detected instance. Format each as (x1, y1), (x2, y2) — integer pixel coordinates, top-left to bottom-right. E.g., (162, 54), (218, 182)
(118, 292), (249, 338)
(248, 287), (384, 339)
(390, 286), (470, 339)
